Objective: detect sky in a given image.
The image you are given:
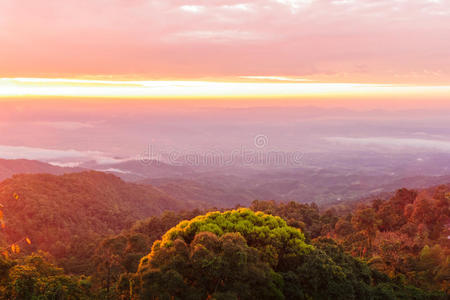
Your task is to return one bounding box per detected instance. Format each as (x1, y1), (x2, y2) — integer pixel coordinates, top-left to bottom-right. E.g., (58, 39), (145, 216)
(1, 0), (450, 163)
(1, 0), (450, 84)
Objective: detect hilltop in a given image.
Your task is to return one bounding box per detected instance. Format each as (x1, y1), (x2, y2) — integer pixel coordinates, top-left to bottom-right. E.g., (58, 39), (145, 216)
(0, 171), (183, 272)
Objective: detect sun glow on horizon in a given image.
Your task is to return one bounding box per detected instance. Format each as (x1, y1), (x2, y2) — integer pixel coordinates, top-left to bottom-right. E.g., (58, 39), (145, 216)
(1, 77), (450, 100)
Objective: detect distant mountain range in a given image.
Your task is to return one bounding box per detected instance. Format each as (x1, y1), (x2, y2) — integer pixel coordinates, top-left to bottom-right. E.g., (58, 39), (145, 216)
(82, 159), (195, 181)
(0, 158), (195, 182)
(0, 158), (83, 182)
(3, 158), (450, 208)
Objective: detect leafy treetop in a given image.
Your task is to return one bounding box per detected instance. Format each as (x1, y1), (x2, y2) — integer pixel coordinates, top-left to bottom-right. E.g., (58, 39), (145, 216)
(140, 208), (313, 271)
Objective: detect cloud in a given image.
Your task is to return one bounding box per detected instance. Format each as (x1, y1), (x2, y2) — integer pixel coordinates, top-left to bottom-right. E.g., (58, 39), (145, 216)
(327, 137), (450, 152)
(97, 168), (131, 174)
(0, 145), (131, 164)
(221, 4), (251, 11)
(0, 0), (449, 82)
(179, 5), (205, 13)
(48, 161), (82, 168)
(33, 121), (94, 130)
(240, 76), (313, 81)
(275, 0), (313, 11)
(166, 30), (270, 43)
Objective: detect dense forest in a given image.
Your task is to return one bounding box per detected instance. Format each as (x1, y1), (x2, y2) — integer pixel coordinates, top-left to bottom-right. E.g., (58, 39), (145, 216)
(0, 172), (448, 299)
(0, 172), (185, 274)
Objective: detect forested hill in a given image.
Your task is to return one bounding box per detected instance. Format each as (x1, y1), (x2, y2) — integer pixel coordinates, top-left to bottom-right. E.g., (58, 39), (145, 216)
(0, 158), (82, 182)
(0, 171), (184, 273)
(0, 170), (448, 298)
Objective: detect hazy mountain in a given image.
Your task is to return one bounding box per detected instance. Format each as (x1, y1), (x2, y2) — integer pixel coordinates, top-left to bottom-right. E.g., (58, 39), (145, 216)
(0, 158), (83, 182)
(81, 159), (196, 181)
(142, 167), (450, 207)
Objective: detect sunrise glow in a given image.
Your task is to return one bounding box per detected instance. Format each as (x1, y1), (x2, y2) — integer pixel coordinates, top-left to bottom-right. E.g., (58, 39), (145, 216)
(0, 1), (450, 298)
(1, 77), (450, 99)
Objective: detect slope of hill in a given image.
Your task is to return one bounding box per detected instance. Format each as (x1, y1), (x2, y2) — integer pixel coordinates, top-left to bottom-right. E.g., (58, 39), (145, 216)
(0, 171), (184, 273)
(377, 174), (450, 192)
(143, 169), (450, 208)
(144, 176), (259, 208)
(0, 158), (82, 182)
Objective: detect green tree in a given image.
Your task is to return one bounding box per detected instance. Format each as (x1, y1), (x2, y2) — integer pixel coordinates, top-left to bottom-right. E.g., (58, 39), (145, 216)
(0, 252), (91, 300)
(134, 209), (442, 300)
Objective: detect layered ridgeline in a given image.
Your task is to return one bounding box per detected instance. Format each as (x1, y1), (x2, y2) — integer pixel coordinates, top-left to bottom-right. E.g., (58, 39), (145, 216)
(142, 170), (450, 208)
(0, 171), (184, 273)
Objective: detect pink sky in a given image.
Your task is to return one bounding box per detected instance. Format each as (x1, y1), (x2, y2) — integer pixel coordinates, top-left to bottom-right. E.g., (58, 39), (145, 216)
(1, 0), (450, 83)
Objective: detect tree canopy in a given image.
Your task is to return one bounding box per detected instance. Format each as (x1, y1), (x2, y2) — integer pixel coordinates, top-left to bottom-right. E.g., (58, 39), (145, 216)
(134, 209), (444, 300)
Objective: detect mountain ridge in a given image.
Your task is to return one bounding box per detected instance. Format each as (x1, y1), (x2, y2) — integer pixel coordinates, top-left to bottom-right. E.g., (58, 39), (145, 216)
(0, 171), (185, 273)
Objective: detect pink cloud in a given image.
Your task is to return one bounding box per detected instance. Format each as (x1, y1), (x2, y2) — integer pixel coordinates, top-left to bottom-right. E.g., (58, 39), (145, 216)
(0, 0), (449, 82)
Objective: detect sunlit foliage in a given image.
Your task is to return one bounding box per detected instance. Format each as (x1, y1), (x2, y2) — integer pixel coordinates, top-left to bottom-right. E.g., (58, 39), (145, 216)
(0, 252), (92, 300)
(134, 209), (444, 299)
